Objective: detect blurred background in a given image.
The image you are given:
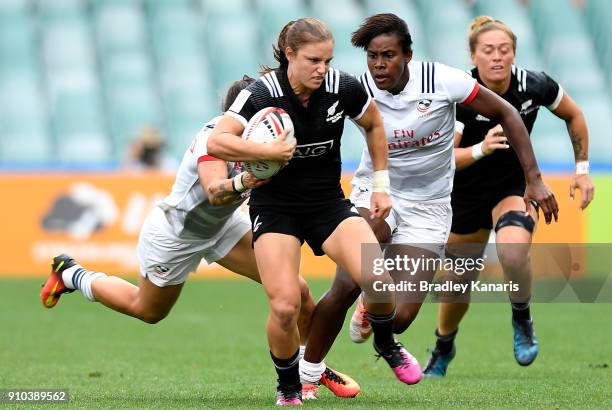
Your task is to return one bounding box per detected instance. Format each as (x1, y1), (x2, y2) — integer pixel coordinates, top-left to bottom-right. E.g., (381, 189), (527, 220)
(0, 0), (611, 277)
(2, 0), (612, 168)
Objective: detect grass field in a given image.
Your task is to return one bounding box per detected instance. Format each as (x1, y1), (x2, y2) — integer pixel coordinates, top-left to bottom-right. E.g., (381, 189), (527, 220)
(1, 278), (610, 409)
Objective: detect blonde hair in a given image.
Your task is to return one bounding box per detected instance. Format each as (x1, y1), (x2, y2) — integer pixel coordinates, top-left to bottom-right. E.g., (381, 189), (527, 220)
(261, 18), (334, 74)
(468, 15), (516, 53)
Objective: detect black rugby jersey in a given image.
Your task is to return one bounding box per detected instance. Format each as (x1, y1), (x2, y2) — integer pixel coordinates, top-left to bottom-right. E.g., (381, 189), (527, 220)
(453, 66), (563, 199)
(227, 68), (371, 210)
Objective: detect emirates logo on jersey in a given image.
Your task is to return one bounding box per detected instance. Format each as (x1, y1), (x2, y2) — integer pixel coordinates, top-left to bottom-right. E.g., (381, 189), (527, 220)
(417, 99), (432, 113)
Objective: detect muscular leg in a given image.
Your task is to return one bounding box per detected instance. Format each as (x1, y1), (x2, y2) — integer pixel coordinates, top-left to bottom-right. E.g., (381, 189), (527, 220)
(92, 275), (183, 324)
(304, 207), (390, 363)
(390, 245), (439, 334)
(254, 233), (302, 359)
(492, 196), (539, 303)
(217, 231), (315, 343)
(492, 196), (540, 366)
(437, 230), (490, 336)
(303, 268), (361, 362)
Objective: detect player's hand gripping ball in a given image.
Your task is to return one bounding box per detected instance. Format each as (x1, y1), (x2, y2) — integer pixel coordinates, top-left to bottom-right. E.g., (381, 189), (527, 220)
(242, 107), (294, 178)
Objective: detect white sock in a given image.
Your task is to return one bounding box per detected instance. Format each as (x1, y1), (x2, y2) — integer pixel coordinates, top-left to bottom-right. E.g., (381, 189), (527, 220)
(298, 345), (306, 360)
(61, 264), (106, 302)
(299, 358), (326, 384)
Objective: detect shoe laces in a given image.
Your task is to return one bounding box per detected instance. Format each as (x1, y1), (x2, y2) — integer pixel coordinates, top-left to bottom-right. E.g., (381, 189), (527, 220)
(323, 368), (346, 385)
(277, 383), (301, 401)
(375, 342), (410, 369)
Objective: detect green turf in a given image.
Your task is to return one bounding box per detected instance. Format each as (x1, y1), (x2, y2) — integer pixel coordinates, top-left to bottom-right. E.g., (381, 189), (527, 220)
(1, 278), (610, 409)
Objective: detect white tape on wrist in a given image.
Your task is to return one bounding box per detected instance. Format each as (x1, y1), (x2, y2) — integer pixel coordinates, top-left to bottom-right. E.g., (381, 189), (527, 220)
(576, 161), (589, 175)
(472, 141), (485, 160)
(372, 170), (390, 195)
(232, 172), (247, 192)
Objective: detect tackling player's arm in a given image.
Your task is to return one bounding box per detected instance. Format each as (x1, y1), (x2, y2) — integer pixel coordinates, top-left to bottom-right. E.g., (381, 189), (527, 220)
(550, 91), (594, 209)
(354, 100), (391, 220)
(464, 86), (559, 223)
(198, 159), (268, 206)
(207, 116), (296, 163)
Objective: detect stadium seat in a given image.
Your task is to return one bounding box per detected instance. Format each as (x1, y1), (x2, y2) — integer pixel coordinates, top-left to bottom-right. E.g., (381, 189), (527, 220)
(255, 0), (309, 65)
(50, 88), (112, 162)
(146, 0), (219, 157)
(0, 73), (51, 162)
(415, 0), (473, 69)
(0, 0), (29, 16)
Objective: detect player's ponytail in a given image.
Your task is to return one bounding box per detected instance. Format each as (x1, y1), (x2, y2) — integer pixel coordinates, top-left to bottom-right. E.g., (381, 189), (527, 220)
(273, 20), (295, 69)
(468, 15), (516, 54)
(261, 18), (333, 74)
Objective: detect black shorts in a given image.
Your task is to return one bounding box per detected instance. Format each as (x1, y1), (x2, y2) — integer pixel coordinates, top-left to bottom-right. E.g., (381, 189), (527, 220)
(451, 185), (525, 234)
(249, 199), (361, 256)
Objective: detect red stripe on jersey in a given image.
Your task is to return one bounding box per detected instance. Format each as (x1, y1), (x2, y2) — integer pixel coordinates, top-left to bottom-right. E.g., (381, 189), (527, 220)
(198, 155), (223, 163)
(462, 83), (480, 105)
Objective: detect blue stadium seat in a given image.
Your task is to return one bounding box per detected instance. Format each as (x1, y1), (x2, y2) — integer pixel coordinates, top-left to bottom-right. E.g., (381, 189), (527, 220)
(526, 0), (612, 144)
(147, 0), (218, 157)
(51, 90), (112, 162)
(255, 0), (309, 66)
(0, 74), (51, 162)
(415, 0), (473, 69)
(0, 0), (29, 16)
(309, 0), (365, 75)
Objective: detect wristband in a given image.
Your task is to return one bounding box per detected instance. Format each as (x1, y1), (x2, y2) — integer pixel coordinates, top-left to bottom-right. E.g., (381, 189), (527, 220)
(471, 141), (485, 160)
(232, 172), (247, 193)
(575, 161), (589, 175)
(372, 170), (390, 195)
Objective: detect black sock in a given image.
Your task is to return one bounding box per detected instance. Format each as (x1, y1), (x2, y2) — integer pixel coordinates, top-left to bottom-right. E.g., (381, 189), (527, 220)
(511, 300), (531, 322)
(270, 349), (300, 388)
(435, 328), (457, 355)
(367, 310), (396, 350)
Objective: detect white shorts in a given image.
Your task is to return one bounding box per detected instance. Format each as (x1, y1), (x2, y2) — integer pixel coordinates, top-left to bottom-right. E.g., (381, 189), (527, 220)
(350, 181), (452, 254)
(137, 206), (251, 287)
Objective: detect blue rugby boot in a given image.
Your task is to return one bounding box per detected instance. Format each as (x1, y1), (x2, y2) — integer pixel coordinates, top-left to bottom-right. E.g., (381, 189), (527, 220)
(512, 318), (538, 366)
(423, 345), (456, 377)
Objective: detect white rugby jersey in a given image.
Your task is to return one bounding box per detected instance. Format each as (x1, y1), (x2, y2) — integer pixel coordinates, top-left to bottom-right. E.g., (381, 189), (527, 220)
(160, 116), (246, 238)
(353, 61), (478, 202)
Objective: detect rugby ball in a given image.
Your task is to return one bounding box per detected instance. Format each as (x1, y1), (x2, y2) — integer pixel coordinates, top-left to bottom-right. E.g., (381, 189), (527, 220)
(242, 107), (294, 179)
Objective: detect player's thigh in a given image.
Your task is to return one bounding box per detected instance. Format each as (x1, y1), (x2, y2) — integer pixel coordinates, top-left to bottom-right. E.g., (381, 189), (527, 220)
(215, 230), (260, 283)
(322, 216), (381, 283)
(137, 207), (202, 288)
(446, 230), (490, 256)
(136, 274), (184, 318)
(254, 232), (303, 303)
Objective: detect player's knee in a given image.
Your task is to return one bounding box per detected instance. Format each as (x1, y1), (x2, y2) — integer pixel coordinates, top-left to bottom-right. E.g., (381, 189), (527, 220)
(270, 298), (301, 330)
(393, 304), (420, 334)
(327, 277), (361, 310)
(298, 278), (313, 305)
(498, 248), (529, 273)
(140, 310), (169, 324)
(495, 210), (535, 235)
